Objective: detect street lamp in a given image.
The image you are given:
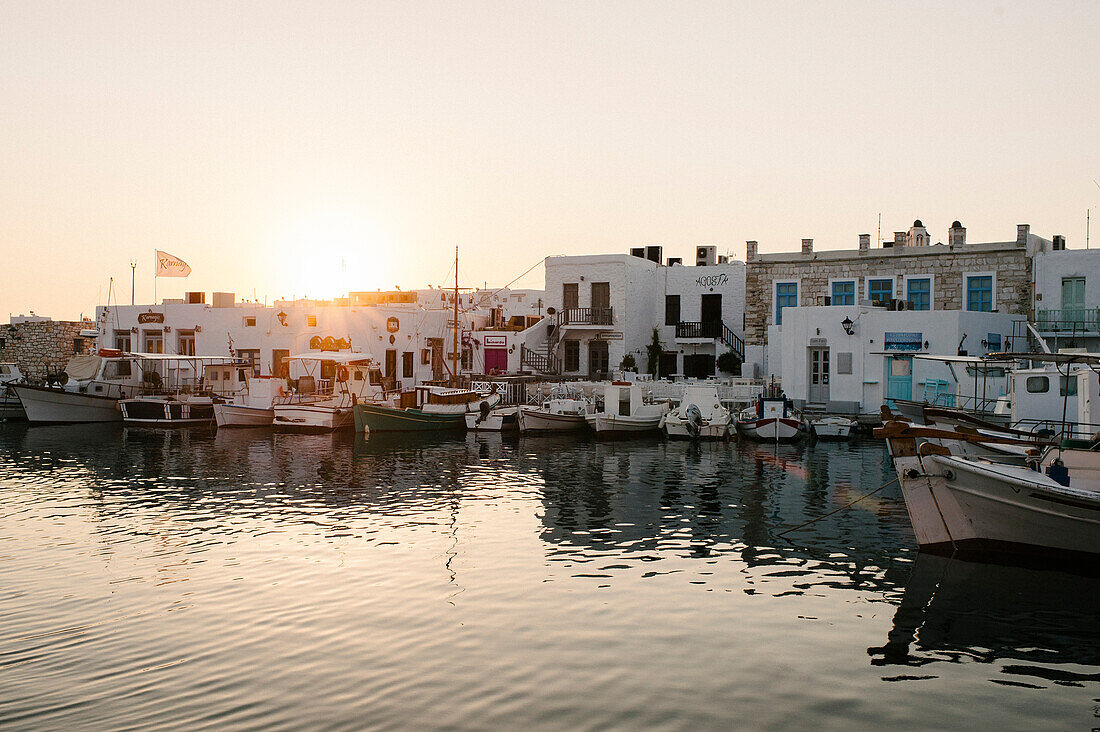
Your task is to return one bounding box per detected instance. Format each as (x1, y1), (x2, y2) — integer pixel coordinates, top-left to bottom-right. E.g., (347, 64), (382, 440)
(841, 316), (854, 336)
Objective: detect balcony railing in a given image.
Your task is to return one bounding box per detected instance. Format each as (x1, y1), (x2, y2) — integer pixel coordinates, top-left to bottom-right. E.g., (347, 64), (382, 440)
(675, 321), (745, 361)
(1036, 307), (1100, 334)
(556, 307), (613, 326)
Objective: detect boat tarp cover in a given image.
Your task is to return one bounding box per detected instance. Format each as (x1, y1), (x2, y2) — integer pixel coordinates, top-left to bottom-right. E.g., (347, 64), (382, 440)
(64, 355), (101, 380)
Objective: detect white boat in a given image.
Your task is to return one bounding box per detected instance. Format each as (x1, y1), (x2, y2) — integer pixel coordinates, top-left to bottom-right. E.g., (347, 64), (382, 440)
(737, 392), (806, 442)
(661, 385), (732, 439)
(119, 354), (241, 426)
(273, 351), (389, 432)
(465, 404), (518, 431)
(518, 398), (591, 433)
(212, 367), (284, 428)
(809, 416), (857, 440)
(12, 350), (145, 423)
(878, 421), (1100, 559)
(585, 382), (669, 437)
(0, 363), (25, 420)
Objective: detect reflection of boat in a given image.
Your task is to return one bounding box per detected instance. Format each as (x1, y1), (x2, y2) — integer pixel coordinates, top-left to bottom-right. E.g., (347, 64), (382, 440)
(465, 404), (518, 431)
(355, 386), (501, 433)
(878, 421), (1100, 559)
(870, 552), (1100, 681)
(809, 416), (856, 440)
(585, 382), (669, 437)
(12, 352), (145, 423)
(0, 363), (25, 420)
(518, 398), (590, 433)
(662, 385), (731, 439)
(738, 391), (806, 442)
(273, 352), (388, 432)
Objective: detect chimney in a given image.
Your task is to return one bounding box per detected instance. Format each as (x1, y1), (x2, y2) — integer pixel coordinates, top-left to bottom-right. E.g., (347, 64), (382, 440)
(1017, 224), (1030, 246)
(801, 238), (813, 255)
(893, 231), (906, 248)
(1053, 234), (1066, 251)
(859, 234), (870, 251)
(746, 240), (758, 260)
(948, 220), (966, 247)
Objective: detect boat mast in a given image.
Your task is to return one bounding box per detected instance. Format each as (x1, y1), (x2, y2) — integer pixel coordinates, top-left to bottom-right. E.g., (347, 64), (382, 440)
(453, 244), (459, 387)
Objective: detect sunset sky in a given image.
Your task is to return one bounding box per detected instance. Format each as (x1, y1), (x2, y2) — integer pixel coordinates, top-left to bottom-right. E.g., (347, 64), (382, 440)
(2, 1), (1098, 320)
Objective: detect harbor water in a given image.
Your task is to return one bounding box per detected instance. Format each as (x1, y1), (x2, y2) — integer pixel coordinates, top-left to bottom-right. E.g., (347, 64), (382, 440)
(1, 424), (1097, 730)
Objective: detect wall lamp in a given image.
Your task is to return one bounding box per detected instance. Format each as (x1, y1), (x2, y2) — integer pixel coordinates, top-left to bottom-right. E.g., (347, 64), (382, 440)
(841, 316), (854, 336)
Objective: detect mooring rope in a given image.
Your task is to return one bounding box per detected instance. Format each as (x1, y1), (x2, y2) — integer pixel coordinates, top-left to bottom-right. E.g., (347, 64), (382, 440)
(775, 477), (899, 538)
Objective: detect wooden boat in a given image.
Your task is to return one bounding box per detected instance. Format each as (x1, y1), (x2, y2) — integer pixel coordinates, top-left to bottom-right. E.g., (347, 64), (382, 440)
(355, 386), (501, 433)
(12, 352), (145, 423)
(661, 385), (732, 439)
(809, 416), (857, 440)
(876, 421), (1100, 560)
(0, 363), (26, 420)
(465, 404), (519, 431)
(273, 352), (389, 432)
(119, 354), (242, 426)
(737, 392), (806, 442)
(518, 398), (591, 433)
(585, 382), (668, 437)
(212, 367), (284, 428)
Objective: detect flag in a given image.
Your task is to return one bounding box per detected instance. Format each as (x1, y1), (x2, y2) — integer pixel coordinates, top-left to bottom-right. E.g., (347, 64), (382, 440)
(155, 250), (191, 277)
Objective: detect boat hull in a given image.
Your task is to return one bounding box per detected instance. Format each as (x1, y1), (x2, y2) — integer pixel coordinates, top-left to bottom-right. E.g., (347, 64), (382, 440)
(586, 412), (662, 436)
(737, 417), (805, 442)
(517, 408), (588, 433)
(13, 384), (123, 423)
(214, 403), (274, 428)
(465, 407), (518, 431)
(663, 417), (731, 440)
(273, 404), (354, 432)
(355, 403), (466, 433)
(894, 452), (1100, 559)
(809, 419), (855, 440)
(120, 398), (215, 426)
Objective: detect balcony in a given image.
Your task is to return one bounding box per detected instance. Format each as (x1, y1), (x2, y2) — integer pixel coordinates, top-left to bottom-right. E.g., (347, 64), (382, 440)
(1036, 307), (1100, 334)
(555, 307), (613, 327)
(675, 321), (745, 361)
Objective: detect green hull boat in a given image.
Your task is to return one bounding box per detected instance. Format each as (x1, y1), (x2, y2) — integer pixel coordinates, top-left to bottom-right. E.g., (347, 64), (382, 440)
(353, 402), (467, 433)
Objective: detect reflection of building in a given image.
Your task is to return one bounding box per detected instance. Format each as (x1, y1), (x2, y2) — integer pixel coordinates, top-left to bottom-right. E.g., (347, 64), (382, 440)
(520, 248), (746, 379)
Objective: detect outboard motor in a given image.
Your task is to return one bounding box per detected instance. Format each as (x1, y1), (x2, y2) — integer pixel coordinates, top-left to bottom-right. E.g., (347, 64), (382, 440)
(476, 400), (491, 426)
(685, 403), (703, 438)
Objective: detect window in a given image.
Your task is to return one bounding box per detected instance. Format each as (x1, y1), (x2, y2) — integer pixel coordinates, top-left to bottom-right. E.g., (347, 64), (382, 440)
(402, 351), (414, 378)
(237, 349), (260, 376)
(563, 340), (580, 372)
(114, 330), (131, 352)
(243, 317), (257, 327)
(1025, 376), (1049, 393)
(562, 283), (578, 310)
(72, 338), (84, 354)
(178, 330), (196, 356)
(831, 281), (855, 306)
(272, 349), (289, 377)
(306, 314), (317, 327)
(665, 295), (681, 325)
(421, 348), (431, 365)
(775, 283), (797, 325)
(143, 330), (163, 354)
(967, 276), (993, 311)
(1061, 375), (1078, 397)
(868, 279), (893, 305)
(907, 278), (931, 310)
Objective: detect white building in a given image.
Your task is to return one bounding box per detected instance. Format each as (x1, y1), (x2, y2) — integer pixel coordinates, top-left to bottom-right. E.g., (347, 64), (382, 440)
(520, 247), (746, 379)
(1032, 242), (1100, 352)
(775, 305), (1024, 415)
(92, 287), (545, 387)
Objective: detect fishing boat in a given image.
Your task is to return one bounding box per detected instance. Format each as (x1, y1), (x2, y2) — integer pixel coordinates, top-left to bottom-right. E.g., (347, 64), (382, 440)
(518, 397), (591, 433)
(355, 385), (501, 433)
(809, 416), (857, 440)
(661, 384), (732, 439)
(585, 381), (669, 437)
(119, 355), (243, 426)
(877, 421), (1100, 559)
(12, 350), (146, 423)
(273, 352), (389, 432)
(465, 403), (519, 431)
(737, 389), (806, 442)
(0, 363), (25, 420)
(212, 366), (284, 428)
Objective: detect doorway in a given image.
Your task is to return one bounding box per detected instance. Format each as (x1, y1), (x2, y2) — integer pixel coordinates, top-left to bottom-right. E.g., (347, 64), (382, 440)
(701, 294), (722, 338)
(886, 355), (913, 405)
(808, 347), (830, 404)
(683, 353), (715, 379)
(588, 340), (609, 380)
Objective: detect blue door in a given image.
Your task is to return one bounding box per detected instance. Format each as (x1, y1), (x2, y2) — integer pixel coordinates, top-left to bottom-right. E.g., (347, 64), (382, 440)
(885, 355), (913, 405)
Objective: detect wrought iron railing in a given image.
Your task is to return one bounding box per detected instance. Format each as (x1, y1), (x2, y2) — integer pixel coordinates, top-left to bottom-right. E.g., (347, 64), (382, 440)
(675, 321), (745, 360)
(520, 344), (559, 374)
(1035, 307), (1100, 333)
(555, 307), (613, 326)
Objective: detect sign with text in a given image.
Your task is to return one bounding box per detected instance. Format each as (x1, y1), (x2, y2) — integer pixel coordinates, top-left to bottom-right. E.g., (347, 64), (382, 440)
(137, 312), (164, 324)
(386, 317), (400, 333)
(483, 335), (507, 347)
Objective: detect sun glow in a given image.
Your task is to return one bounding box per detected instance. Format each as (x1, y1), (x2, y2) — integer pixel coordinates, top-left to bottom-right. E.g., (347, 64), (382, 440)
(273, 210), (395, 300)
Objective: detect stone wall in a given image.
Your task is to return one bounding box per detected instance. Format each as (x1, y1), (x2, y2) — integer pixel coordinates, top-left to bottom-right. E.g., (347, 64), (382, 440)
(0, 321), (92, 382)
(744, 243), (1033, 346)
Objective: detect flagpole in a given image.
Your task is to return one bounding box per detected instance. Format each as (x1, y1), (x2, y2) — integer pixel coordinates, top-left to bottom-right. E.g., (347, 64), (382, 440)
(153, 250), (157, 305)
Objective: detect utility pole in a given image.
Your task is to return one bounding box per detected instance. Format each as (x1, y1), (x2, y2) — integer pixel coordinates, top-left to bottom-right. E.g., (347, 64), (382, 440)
(130, 260), (137, 305)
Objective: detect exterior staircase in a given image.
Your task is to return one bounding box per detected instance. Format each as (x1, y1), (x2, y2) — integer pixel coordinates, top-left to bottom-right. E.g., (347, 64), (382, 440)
(675, 320), (745, 362)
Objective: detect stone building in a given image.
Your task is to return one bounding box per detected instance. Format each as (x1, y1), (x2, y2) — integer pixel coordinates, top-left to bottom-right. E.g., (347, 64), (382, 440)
(0, 316), (95, 382)
(743, 220), (1052, 377)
